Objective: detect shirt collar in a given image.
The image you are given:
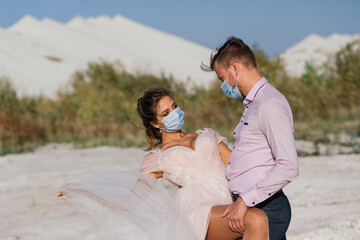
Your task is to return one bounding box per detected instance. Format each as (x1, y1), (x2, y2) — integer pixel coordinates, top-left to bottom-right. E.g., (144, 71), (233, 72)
(242, 77), (268, 107)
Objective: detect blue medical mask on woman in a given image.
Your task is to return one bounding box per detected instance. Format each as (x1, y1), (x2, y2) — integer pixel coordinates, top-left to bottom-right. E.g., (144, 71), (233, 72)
(220, 68), (243, 99)
(160, 107), (185, 132)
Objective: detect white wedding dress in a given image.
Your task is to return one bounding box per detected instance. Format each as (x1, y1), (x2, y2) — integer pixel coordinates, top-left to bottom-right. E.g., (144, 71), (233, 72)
(61, 128), (232, 239)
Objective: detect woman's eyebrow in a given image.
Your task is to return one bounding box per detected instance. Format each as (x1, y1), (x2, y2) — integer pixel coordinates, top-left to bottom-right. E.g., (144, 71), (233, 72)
(161, 108), (169, 115)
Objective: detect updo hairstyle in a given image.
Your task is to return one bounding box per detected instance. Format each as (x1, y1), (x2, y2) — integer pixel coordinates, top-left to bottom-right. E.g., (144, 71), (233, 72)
(137, 86), (174, 150)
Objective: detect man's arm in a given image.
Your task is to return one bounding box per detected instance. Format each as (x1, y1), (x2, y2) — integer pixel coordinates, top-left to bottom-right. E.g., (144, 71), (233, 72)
(223, 99), (299, 233)
(240, 99), (299, 207)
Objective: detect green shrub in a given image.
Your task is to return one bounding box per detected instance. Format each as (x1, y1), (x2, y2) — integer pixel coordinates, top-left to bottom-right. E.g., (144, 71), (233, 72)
(0, 41), (359, 155)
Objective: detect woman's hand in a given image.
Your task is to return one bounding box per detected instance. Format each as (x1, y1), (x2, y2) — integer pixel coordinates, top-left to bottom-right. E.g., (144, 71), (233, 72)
(56, 183), (76, 200)
(56, 191), (68, 200)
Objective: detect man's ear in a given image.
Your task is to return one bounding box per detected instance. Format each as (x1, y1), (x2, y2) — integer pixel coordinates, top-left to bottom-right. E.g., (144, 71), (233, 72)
(230, 62), (240, 76)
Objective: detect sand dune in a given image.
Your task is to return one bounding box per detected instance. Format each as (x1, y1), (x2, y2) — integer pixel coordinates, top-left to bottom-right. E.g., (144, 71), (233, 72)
(280, 33), (360, 77)
(0, 15), (213, 98)
(2, 15), (359, 98)
(0, 144), (359, 239)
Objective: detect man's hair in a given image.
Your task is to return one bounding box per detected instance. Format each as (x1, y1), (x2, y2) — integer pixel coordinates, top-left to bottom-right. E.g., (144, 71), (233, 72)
(201, 36), (257, 71)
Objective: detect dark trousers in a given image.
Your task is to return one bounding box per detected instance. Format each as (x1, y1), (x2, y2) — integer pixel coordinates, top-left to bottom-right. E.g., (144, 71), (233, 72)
(232, 190), (291, 240)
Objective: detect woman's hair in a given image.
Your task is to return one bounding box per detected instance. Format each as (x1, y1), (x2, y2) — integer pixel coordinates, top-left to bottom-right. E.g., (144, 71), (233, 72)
(201, 36), (257, 71)
(137, 86), (174, 151)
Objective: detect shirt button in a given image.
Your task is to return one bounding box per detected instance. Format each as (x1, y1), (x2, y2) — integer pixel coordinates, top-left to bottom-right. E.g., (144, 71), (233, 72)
(252, 202), (255, 205)
(233, 132), (236, 135)
(269, 193), (271, 196)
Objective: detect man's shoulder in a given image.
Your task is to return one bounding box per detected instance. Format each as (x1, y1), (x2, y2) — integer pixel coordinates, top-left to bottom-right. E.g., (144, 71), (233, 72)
(258, 83), (288, 106)
(255, 84), (293, 122)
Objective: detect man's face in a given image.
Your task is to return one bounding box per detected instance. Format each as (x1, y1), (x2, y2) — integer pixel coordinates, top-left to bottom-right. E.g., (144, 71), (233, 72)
(214, 62), (236, 88)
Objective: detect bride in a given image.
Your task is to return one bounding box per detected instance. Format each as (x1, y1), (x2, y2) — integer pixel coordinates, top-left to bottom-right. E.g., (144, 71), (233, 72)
(56, 86), (269, 240)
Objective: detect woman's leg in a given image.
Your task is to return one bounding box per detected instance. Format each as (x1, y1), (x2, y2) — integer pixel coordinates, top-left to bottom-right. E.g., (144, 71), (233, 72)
(205, 205), (269, 240)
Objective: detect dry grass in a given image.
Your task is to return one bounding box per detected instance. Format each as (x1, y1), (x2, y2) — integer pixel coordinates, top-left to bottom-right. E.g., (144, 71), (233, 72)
(44, 55), (62, 62)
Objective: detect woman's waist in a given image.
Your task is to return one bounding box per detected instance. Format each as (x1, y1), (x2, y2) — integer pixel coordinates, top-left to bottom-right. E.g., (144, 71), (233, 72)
(165, 170), (227, 188)
(183, 171), (227, 186)
(175, 172), (232, 209)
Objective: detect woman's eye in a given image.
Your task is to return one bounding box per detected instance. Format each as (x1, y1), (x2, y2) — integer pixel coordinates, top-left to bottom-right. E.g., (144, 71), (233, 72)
(163, 112), (169, 117)
(174, 104), (178, 109)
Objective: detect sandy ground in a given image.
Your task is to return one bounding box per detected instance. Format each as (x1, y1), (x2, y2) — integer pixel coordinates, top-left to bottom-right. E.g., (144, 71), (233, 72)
(0, 144), (359, 240)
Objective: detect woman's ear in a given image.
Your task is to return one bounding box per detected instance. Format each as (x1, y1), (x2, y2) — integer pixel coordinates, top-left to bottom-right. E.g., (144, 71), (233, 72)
(150, 121), (160, 129)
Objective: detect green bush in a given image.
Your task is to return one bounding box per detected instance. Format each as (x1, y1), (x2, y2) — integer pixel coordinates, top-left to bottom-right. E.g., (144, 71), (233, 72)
(0, 41), (359, 155)
(0, 78), (45, 154)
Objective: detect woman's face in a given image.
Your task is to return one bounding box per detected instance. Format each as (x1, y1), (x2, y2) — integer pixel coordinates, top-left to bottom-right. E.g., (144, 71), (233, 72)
(153, 96), (178, 129)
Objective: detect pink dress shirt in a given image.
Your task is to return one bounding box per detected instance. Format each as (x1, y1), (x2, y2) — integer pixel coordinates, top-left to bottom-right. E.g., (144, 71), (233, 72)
(226, 77), (299, 207)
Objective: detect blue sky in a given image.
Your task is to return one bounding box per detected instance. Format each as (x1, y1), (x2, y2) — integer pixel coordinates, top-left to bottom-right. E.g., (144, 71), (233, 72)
(0, 0), (359, 57)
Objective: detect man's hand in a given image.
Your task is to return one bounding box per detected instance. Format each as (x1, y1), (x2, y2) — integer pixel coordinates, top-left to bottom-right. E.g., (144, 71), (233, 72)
(222, 196), (249, 233)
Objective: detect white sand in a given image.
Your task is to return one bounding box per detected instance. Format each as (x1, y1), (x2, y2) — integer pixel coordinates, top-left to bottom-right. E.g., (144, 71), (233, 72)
(0, 144), (359, 239)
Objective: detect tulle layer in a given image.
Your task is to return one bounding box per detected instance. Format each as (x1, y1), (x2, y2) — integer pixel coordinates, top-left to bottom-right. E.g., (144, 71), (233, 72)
(61, 171), (197, 240)
(174, 172), (233, 239)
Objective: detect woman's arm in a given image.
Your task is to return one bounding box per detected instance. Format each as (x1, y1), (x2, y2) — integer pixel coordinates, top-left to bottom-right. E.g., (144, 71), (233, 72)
(219, 142), (231, 166)
(136, 171), (164, 190)
(146, 171), (164, 179)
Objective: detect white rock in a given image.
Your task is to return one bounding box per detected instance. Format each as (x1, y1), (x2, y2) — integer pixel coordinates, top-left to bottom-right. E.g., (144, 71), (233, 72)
(295, 140), (317, 155)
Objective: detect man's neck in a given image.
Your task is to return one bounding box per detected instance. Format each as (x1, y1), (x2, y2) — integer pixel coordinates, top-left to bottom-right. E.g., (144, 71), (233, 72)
(241, 70), (263, 97)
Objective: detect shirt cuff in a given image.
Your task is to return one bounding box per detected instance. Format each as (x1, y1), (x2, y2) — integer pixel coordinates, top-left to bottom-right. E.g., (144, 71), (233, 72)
(239, 188), (261, 207)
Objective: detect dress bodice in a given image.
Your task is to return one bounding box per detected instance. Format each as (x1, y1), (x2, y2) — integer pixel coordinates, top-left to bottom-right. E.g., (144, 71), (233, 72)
(141, 128), (227, 187)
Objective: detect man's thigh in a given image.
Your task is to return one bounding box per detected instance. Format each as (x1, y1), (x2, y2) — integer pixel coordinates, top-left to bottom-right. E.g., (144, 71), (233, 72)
(234, 190), (291, 240)
(257, 191), (291, 240)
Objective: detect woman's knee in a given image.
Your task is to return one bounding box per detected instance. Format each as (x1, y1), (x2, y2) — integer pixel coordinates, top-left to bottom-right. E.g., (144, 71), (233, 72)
(244, 208), (268, 227)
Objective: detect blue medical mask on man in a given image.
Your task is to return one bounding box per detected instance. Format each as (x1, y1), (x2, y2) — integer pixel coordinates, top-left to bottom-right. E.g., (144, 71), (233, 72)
(220, 68), (243, 99)
(160, 107), (185, 132)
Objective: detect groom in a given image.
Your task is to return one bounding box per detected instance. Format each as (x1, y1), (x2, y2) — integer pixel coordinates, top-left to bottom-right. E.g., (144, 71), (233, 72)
(203, 36), (299, 240)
